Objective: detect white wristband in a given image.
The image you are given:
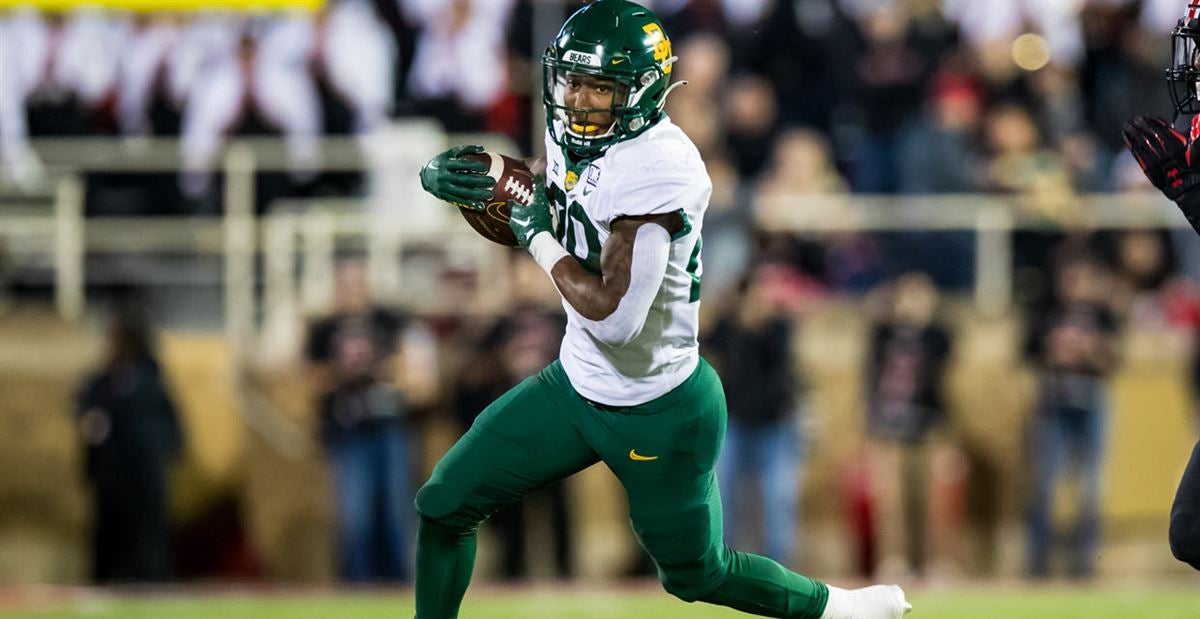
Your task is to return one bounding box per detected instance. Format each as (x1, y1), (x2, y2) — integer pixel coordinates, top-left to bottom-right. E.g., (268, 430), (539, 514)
(527, 231), (570, 275)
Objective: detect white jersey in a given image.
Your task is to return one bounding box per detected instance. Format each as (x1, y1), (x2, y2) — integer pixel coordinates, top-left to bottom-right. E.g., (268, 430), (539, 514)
(544, 118), (711, 406)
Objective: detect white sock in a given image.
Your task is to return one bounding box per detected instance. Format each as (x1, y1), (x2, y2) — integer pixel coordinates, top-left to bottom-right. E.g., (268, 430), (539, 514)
(821, 584), (912, 619)
(822, 585), (856, 619)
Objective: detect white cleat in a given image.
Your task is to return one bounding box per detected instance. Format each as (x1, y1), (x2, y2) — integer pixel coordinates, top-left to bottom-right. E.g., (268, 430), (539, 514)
(860, 585), (911, 618)
(823, 584), (912, 619)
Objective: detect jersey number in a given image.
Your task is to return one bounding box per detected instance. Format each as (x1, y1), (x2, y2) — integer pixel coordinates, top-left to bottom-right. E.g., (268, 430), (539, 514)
(552, 191), (602, 274)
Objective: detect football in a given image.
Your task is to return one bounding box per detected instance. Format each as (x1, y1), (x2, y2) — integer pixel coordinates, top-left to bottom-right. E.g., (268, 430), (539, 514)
(456, 152), (537, 247)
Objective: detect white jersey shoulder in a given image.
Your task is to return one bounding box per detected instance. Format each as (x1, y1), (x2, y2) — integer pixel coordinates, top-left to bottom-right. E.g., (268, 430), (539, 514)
(543, 118), (712, 406)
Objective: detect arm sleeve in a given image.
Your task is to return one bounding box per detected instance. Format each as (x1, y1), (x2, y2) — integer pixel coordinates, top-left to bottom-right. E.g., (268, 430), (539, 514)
(577, 223), (671, 347)
(1170, 440), (1200, 570)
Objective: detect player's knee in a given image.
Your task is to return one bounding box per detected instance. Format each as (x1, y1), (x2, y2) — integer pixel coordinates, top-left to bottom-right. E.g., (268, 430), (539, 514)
(414, 479), (476, 529)
(1168, 509), (1200, 570)
(655, 553), (729, 602)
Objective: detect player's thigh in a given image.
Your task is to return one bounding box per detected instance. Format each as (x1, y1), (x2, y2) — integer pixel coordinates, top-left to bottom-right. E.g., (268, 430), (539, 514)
(416, 370), (598, 528)
(601, 361), (728, 569)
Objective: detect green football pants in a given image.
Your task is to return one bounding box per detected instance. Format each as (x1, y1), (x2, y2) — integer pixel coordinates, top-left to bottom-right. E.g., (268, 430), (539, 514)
(414, 358), (828, 619)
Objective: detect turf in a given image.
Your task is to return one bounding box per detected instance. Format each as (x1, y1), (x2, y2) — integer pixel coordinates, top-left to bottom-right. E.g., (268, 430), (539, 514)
(2, 585), (1197, 619)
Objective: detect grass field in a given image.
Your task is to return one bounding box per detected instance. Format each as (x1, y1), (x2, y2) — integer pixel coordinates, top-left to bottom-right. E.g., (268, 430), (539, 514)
(1, 583), (1197, 619)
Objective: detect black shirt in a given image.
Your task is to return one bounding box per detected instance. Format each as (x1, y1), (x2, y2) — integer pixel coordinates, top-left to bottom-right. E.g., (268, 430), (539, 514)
(704, 316), (799, 427)
(77, 361), (182, 485)
(866, 323), (952, 443)
(1025, 300), (1119, 413)
(304, 308), (407, 442)
(1025, 301), (1118, 377)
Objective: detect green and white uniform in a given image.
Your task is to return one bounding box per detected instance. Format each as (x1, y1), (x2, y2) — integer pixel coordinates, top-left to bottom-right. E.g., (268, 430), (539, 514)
(416, 124), (829, 619)
(545, 117), (708, 406)
(414, 2), (832, 619)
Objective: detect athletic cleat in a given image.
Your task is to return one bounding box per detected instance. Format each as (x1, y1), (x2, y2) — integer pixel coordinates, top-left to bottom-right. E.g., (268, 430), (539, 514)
(856, 585), (911, 619)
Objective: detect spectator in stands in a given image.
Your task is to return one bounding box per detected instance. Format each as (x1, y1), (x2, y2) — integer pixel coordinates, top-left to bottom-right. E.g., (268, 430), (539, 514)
(848, 1), (927, 193)
(451, 255), (573, 580)
(304, 256), (436, 583)
(173, 14), (245, 200)
(757, 0), (858, 132)
(401, 0), (514, 132)
(251, 13), (322, 184)
(897, 68), (983, 195)
(1113, 229), (1175, 326)
(54, 8), (128, 115)
(724, 74), (778, 180)
(1079, 2), (1165, 155)
(77, 308), (184, 583)
(0, 8), (49, 188)
(982, 104), (1068, 196)
(982, 103), (1080, 232)
(319, 0), (397, 134)
(864, 271), (952, 579)
(707, 263), (809, 564)
(893, 67), (982, 288)
(117, 14), (179, 138)
(757, 128), (848, 199)
(1024, 245), (1121, 579)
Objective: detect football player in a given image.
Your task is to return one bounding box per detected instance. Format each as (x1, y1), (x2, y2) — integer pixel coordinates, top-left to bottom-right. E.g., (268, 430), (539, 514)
(416, 2), (911, 617)
(1122, 2), (1200, 572)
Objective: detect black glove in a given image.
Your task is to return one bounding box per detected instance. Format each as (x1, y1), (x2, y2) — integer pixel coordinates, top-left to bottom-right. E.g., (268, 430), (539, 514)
(1123, 115), (1200, 200)
(418, 145), (495, 211)
(1124, 115), (1200, 235)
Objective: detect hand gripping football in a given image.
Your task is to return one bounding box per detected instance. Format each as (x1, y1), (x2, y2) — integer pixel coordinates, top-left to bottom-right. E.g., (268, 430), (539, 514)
(456, 152), (536, 246)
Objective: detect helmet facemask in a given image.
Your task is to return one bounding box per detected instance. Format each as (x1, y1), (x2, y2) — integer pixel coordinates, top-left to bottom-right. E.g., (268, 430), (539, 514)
(544, 64), (633, 153)
(542, 55), (675, 157)
(1169, 19), (1200, 117)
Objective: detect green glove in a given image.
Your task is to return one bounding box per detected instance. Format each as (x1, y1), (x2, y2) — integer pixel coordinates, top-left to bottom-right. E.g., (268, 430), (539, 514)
(418, 145), (495, 211)
(508, 177), (553, 249)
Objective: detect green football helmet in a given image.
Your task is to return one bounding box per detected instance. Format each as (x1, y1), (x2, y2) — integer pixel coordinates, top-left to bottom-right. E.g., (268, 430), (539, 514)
(542, 0), (680, 156)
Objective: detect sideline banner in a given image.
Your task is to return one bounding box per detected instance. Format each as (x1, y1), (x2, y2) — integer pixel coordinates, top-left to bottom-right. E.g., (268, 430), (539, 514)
(0, 1), (324, 11)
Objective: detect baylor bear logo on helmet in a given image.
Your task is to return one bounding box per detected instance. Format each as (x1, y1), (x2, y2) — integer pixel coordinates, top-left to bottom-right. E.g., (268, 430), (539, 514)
(542, 0), (684, 156)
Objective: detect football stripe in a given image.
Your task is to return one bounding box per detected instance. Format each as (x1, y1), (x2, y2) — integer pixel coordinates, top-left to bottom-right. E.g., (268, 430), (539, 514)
(485, 151), (504, 185)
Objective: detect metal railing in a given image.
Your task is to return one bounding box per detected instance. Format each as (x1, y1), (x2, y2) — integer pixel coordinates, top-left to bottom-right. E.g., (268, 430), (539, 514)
(0, 126), (519, 357)
(0, 132), (1191, 346)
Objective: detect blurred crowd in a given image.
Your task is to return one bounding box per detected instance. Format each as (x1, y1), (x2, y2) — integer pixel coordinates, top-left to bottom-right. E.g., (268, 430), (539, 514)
(2, 0), (1192, 287)
(0, 0), (1180, 197)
